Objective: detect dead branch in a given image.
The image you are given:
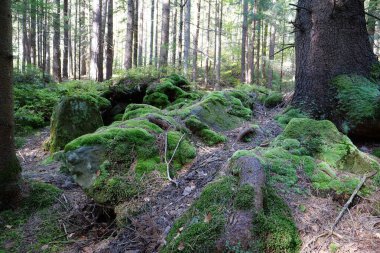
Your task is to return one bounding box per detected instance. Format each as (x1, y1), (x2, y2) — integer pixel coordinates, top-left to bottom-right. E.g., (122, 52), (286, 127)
(164, 132), (185, 186)
(365, 11), (380, 22)
(147, 115), (172, 130)
(289, 3), (311, 13)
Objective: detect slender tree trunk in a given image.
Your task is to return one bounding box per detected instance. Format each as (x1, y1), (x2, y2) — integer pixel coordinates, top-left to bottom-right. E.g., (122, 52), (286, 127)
(133, 0), (139, 67)
(159, 0), (170, 68)
(178, 0), (184, 67)
(22, 0), (31, 70)
(53, 0), (62, 82)
(241, 0), (248, 83)
(74, 0), (78, 79)
(138, 0), (144, 66)
(0, 0), (22, 211)
(255, 19), (261, 83)
(30, 0), (37, 66)
(183, 0), (191, 75)
(90, 0), (102, 80)
(247, 0), (257, 84)
(106, 0), (113, 79)
(262, 22), (268, 81)
(280, 19), (285, 83)
(293, 0), (376, 118)
(98, 0), (107, 81)
(125, 0), (134, 69)
(192, 0), (201, 81)
(154, 0), (159, 67)
(81, 0), (87, 76)
(204, 0), (211, 86)
(149, 0), (155, 65)
(268, 25), (276, 88)
(63, 0), (69, 79)
(171, 0), (178, 66)
(215, 0), (222, 90)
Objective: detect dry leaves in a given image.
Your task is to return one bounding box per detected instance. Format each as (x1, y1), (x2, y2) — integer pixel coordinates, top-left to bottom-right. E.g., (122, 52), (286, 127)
(204, 212), (212, 223)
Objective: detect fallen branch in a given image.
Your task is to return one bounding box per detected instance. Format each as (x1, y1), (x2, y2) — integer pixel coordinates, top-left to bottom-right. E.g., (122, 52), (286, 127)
(164, 132), (185, 187)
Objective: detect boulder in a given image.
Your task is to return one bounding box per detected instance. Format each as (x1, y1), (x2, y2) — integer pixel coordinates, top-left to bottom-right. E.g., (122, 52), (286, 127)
(49, 96), (104, 153)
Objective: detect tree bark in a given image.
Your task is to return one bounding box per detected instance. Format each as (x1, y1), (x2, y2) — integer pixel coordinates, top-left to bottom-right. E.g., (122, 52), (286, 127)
(247, 0), (257, 84)
(149, 0), (155, 65)
(183, 0), (191, 75)
(178, 0), (184, 67)
(106, 0), (113, 79)
(204, 0), (211, 86)
(133, 0), (139, 67)
(192, 0), (201, 81)
(138, 0), (144, 66)
(159, 0), (170, 68)
(63, 0), (69, 79)
(90, 0), (102, 81)
(268, 25), (276, 88)
(262, 22), (268, 81)
(154, 0), (159, 67)
(0, 0), (22, 211)
(124, 0), (134, 69)
(53, 0), (62, 82)
(215, 0), (222, 90)
(240, 0), (248, 83)
(293, 0), (377, 117)
(171, 0), (178, 66)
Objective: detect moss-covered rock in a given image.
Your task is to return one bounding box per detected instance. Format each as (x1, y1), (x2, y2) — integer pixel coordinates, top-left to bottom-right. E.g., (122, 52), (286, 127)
(49, 96), (104, 153)
(275, 107), (309, 128)
(63, 114), (196, 206)
(184, 116), (227, 145)
(264, 92), (283, 108)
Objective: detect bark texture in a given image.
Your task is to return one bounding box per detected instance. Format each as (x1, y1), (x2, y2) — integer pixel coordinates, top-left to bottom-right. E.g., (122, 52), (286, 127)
(124, 0), (134, 69)
(159, 0), (170, 68)
(0, 0), (22, 210)
(293, 0), (377, 117)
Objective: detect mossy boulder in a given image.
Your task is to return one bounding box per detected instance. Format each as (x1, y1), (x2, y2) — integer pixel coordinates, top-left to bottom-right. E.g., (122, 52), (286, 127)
(264, 92), (283, 108)
(331, 74), (380, 137)
(184, 116), (227, 145)
(49, 96), (104, 153)
(63, 115), (196, 206)
(252, 118), (380, 195)
(175, 91), (253, 132)
(275, 107), (309, 128)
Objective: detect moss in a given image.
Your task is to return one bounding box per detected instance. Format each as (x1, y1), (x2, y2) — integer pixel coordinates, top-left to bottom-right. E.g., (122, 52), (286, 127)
(146, 79), (187, 102)
(166, 131), (197, 168)
(275, 107), (309, 128)
(122, 103), (162, 120)
(107, 119), (164, 133)
(143, 92), (170, 108)
(264, 92), (283, 108)
(113, 114), (124, 121)
(372, 148), (380, 158)
(184, 116), (227, 145)
(332, 74), (380, 127)
(49, 96), (104, 153)
(254, 187), (301, 253)
(234, 184), (255, 210)
(161, 177), (237, 253)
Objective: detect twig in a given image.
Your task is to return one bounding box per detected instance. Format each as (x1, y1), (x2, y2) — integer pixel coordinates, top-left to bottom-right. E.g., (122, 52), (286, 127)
(17, 151), (26, 162)
(289, 3), (311, 13)
(164, 132), (185, 186)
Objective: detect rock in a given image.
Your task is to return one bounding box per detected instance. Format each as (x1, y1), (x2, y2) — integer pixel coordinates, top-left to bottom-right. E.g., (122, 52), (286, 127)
(49, 96), (104, 153)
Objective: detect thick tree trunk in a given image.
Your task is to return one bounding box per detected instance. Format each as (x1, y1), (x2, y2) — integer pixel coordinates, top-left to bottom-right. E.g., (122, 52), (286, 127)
(53, 0), (62, 82)
(0, 0), (22, 211)
(63, 0), (69, 79)
(240, 0), (248, 83)
(293, 0), (376, 117)
(124, 0), (134, 69)
(192, 0), (201, 81)
(159, 0), (170, 68)
(106, 0), (113, 79)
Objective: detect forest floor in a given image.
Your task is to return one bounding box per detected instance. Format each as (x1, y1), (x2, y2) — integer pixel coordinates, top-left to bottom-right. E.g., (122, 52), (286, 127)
(14, 105), (380, 253)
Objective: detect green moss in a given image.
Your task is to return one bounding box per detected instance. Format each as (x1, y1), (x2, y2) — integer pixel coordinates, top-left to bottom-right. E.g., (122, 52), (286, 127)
(332, 74), (380, 127)
(113, 114), (124, 121)
(275, 107), (309, 128)
(372, 148), (380, 158)
(49, 96), (104, 153)
(107, 119), (164, 133)
(167, 131), (197, 168)
(254, 187), (301, 253)
(184, 116), (227, 145)
(122, 103), (162, 120)
(234, 184), (255, 210)
(161, 177), (237, 253)
(143, 92), (170, 108)
(264, 92), (283, 108)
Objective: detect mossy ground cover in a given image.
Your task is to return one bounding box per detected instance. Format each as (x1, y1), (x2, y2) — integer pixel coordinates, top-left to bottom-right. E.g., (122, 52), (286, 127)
(0, 182), (64, 253)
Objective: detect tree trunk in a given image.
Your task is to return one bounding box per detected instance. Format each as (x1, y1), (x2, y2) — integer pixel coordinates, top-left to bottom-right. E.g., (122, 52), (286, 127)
(215, 0), (222, 90)
(171, 0), (178, 66)
(240, 0), (248, 83)
(23, 0), (31, 69)
(183, 0), (191, 75)
(106, 0), (113, 79)
(63, 0), (69, 79)
(90, 0), (102, 81)
(293, 0), (376, 117)
(0, 0), (22, 211)
(124, 0), (134, 69)
(255, 19), (261, 83)
(80, 0), (87, 77)
(159, 0), (170, 68)
(262, 22), (268, 81)
(247, 0), (257, 84)
(178, 0), (184, 67)
(133, 0), (139, 67)
(138, 0), (144, 66)
(149, 0), (155, 65)
(154, 0), (159, 67)
(53, 0), (62, 82)
(268, 25), (276, 88)
(367, 0), (377, 50)
(30, 0), (37, 66)
(192, 0), (201, 82)
(204, 0), (211, 86)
